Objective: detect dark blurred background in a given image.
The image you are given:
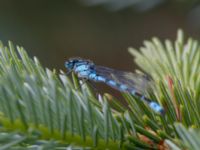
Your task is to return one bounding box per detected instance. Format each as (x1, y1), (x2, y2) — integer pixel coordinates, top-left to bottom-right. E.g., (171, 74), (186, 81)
(0, 0), (200, 71)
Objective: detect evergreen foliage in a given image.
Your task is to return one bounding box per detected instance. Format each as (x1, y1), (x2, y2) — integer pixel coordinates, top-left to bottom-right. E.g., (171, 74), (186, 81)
(0, 30), (199, 149)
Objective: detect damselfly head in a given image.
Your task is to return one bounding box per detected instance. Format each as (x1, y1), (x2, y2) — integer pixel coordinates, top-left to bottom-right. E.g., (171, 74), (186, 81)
(65, 57), (92, 70)
(65, 58), (79, 70)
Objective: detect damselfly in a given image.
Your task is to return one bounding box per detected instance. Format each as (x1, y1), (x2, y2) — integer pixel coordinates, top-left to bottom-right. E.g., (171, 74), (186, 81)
(65, 57), (164, 115)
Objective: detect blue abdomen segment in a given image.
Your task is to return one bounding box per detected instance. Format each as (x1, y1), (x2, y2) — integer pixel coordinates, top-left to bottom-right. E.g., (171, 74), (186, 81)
(149, 101), (165, 115)
(88, 73), (106, 82)
(96, 76), (106, 82)
(107, 80), (117, 86)
(119, 84), (128, 91)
